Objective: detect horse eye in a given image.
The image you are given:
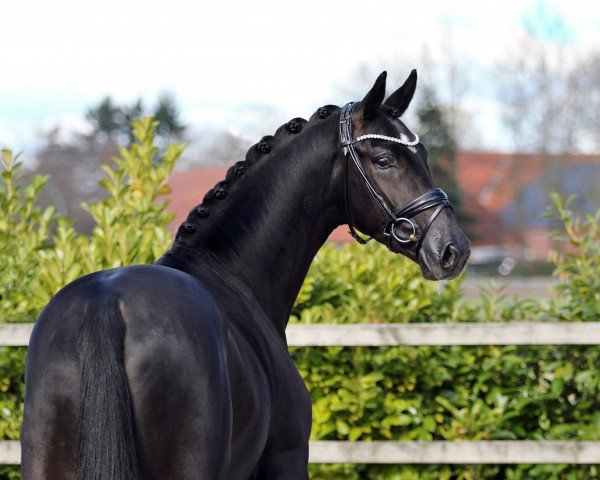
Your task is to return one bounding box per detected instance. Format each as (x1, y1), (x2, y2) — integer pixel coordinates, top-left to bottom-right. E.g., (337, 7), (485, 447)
(375, 157), (392, 169)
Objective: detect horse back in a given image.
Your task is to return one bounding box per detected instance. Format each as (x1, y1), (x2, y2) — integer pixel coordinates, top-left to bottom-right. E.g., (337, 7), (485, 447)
(29, 263), (223, 346)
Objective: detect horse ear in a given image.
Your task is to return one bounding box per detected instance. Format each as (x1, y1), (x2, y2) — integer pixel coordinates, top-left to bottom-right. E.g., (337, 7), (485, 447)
(384, 69), (417, 116)
(360, 71), (387, 121)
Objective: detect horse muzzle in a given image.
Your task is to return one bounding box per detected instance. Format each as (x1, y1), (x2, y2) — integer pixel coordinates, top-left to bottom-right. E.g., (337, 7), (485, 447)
(418, 233), (471, 280)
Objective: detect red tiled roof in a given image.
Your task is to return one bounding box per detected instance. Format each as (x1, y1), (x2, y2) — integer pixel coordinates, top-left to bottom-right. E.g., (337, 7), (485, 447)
(165, 167), (228, 229)
(456, 152), (599, 213)
(455, 152), (600, 245)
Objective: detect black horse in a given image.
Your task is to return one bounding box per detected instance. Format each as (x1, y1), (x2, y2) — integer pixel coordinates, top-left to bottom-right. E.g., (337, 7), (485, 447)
(22, 71), (469, 479)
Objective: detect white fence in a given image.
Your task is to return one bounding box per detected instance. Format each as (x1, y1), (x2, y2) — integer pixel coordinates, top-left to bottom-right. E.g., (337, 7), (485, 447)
(1, 322), (599, 465)
(4, 322), (600, 347)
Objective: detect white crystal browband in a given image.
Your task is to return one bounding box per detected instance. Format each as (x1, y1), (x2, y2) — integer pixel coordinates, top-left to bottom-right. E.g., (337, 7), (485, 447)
(355, 133), (420, 147)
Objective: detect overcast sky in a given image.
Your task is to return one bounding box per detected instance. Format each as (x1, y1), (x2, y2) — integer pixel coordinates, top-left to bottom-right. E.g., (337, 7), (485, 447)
(2, 0), (600, 154)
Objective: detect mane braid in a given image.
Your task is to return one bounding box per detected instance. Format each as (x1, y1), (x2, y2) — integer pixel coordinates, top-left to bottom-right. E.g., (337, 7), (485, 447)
(175, 113), (326, 245)
(173, 105), (342, 245)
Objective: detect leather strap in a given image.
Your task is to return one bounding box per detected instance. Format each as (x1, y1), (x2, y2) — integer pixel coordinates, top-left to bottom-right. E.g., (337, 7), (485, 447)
(339, 102), (452, 256)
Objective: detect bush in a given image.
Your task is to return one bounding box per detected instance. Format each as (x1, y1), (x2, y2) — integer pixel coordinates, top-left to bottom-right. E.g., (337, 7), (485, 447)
(547, 193), (600, 321)
(291, 196), (599, 479)
(0, 118), (180, 323)
(0, 118), (181, 479)
(1, 123), (598, 479)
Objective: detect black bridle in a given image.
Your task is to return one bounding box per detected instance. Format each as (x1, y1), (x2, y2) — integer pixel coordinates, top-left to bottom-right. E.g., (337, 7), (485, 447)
(340, 102), (453, 257)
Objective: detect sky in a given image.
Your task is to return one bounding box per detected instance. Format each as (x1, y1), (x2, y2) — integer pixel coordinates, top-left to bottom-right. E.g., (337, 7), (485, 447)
(2, 0), (600, 156)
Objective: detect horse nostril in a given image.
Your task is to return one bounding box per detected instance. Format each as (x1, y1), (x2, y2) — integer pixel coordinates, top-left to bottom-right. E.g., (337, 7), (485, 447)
(441, 243), (460, 271)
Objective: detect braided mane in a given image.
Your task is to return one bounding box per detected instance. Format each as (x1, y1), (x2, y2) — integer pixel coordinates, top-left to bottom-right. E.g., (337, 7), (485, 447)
(174, 105), (339, 244)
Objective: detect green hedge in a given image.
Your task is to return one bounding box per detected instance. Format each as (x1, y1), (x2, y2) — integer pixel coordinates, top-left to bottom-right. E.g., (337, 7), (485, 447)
(1, 122), (599, 479)
(292, 197), (599, 480)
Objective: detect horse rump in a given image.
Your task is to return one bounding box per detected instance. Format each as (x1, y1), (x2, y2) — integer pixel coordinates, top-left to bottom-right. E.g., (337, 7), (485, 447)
(21, 293), (141, 480)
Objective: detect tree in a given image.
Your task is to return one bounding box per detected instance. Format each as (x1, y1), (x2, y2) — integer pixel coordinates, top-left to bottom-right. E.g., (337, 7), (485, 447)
(85, 93), (186, 145)
(495, 2), (600, 245)
(153, 93), (186, 141)
(85, 97), (124, 140)
(28, 94), (187, 233)
(497, 2), (600, 155)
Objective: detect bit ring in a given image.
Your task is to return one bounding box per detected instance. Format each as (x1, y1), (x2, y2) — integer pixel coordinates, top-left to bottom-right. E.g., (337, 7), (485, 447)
(390, 218), (418, 243)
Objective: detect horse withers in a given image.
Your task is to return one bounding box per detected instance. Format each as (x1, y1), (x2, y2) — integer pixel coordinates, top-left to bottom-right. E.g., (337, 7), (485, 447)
(22, 71), (470, 479)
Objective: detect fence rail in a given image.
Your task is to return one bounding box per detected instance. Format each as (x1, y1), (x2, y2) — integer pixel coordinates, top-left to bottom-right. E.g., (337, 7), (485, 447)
(2, 322), (600, 347)
(2, 321), (599, 465)
(1, 440), (599, 465)
(286, 322), (600, 346)
(308, 441), (600, 464)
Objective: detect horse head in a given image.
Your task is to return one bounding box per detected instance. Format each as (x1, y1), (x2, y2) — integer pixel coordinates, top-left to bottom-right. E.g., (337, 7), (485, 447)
(339, 70), (470, 280)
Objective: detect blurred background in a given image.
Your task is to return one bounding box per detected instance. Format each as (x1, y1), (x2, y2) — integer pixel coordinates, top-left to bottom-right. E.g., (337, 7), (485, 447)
(2, 0), (599, 284)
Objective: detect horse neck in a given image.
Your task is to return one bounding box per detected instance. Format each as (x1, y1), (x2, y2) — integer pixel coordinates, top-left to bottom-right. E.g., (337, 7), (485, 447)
(163, 115), (343, 335)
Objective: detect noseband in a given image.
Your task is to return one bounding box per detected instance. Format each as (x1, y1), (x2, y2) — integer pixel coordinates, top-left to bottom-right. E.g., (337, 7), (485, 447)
(340, 102), (453, 257)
